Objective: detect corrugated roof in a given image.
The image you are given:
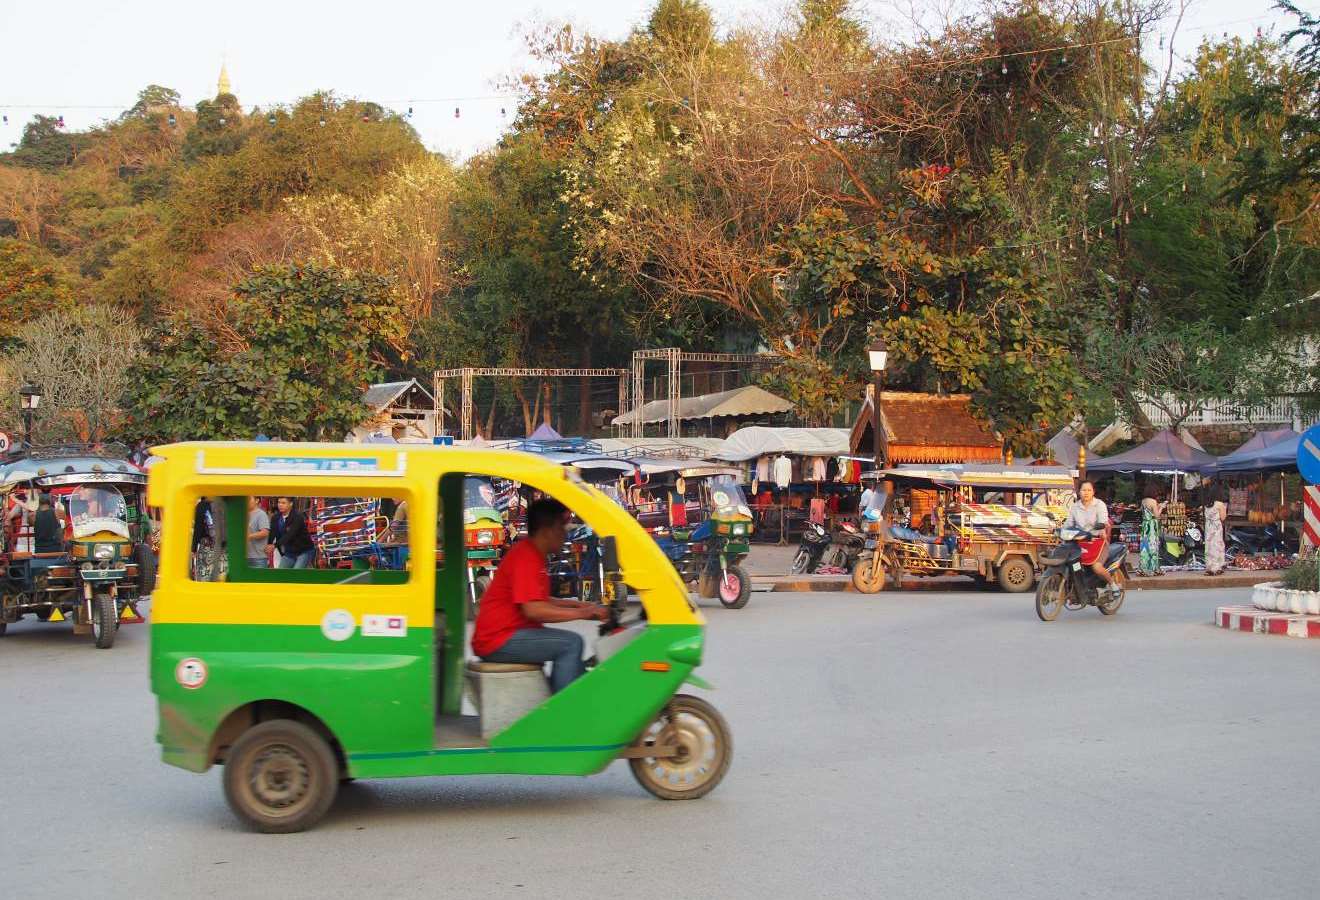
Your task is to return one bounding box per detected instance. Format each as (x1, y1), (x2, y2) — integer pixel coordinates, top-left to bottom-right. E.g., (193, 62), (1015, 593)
(363, 379), (436, 414)
(612, 385), (792, 427)
(850, 390), (1000, 457)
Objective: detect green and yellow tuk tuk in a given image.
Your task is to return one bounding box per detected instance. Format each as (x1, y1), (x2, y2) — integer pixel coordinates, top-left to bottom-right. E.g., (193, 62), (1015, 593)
(148, 442), (730, 832)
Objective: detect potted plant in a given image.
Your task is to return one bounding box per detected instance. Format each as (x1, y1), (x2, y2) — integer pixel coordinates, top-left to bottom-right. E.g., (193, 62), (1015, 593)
(1253, 553), (1320, 614)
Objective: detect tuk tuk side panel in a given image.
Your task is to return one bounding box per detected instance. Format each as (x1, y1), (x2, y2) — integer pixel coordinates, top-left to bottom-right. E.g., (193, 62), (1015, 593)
(151, 623), (434, 773)
(438, 473), (467, 716)
(347, 623), (702, 779)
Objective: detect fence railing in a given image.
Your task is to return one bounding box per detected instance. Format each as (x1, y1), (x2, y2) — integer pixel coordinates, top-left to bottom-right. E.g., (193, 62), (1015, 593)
(1137, 396), (1315, 428)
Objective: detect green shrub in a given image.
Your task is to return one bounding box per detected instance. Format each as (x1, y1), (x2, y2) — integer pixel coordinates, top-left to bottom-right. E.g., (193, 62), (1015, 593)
(1281, 553), (1320, 593)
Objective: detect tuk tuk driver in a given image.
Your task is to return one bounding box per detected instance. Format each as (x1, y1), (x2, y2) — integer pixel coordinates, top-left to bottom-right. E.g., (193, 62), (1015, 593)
(472, 498), (608, 692)
(1066, 481), (1120, 599)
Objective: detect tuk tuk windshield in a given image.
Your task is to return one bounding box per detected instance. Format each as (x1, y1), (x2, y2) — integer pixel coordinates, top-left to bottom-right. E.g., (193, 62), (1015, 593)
(67, 485), (129, 539)
(706, 475), (751, 519)
(463, 478), (500, 523)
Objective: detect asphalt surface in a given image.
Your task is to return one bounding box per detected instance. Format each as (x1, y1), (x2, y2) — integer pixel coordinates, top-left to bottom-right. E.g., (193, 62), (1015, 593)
(2, 585), (1317, 900)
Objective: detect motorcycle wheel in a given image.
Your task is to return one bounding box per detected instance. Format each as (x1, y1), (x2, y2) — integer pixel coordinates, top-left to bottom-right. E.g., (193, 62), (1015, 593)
(1097, 569), (1126, 616)
(92, 595), (118, 649)
(850, 552), (887, 594)
(717, 565), (751, 609)
(789, 549), (811, 575)
(1035, 573), (1065, 622)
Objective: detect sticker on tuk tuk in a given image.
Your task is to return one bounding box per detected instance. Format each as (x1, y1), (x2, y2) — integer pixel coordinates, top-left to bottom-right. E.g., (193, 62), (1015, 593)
(175, 657), (208, 690)
(320, 609), (356, 641)
(362, 614), (407, 637)
(255, 456), (380, 473)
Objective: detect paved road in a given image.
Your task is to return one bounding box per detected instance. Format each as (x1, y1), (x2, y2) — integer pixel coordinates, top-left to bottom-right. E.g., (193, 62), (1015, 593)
(2, 586), (1316, 900)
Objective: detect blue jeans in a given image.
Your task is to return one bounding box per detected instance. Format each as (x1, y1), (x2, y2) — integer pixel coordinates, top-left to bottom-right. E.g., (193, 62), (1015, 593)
(247, 558), (269, 568)
(483, 628), (585, 693)
(279, 549), (314, 569)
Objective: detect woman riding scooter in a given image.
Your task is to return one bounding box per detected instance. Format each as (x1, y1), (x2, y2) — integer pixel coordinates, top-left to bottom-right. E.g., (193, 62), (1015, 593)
(1065, 481), (1121, 602)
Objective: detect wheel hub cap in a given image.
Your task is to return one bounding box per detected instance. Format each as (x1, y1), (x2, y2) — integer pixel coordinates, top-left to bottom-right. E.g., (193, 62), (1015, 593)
(249, 744), (310, 809)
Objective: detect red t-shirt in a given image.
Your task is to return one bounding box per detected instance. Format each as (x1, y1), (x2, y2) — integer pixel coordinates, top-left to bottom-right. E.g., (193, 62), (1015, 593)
(471, 539), (547, 657)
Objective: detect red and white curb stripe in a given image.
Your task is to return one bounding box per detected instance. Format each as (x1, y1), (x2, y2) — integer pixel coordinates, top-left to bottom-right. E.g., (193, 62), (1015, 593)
(1216, 605), (1320, 639)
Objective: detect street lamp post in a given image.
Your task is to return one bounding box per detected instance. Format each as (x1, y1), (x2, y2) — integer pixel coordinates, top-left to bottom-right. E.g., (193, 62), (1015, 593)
(867, 339), (888, 469)
(18, 383), (42, 447)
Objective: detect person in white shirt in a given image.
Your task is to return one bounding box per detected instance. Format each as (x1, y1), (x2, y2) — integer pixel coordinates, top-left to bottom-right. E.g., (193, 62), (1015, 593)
(1064, 481), (1118, 597)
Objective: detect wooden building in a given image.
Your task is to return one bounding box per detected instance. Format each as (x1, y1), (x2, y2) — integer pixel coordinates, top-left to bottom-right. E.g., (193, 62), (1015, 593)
(850, 389), (1003, 464)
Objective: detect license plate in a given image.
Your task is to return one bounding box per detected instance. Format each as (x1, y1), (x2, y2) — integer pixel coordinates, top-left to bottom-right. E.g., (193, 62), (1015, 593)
(1072, 562), (1082, 571)
(864, 538), (877, 549)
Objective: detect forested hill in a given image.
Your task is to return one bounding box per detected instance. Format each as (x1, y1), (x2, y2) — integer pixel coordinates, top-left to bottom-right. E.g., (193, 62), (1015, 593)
(0, 0), (1315, 445)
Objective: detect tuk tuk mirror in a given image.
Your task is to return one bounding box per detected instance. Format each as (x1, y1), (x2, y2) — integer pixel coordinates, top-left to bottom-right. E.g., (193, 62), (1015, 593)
(599, 535), (620, 575)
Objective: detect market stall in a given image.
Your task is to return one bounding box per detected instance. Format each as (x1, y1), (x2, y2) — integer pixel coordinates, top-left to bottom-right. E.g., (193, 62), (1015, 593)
(1213, 429), (1302, 558)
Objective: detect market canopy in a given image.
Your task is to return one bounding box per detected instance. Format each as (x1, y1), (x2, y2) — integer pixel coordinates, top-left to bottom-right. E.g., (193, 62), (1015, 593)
(1085, 429), (1217, 475)
(871, 463), (1077, 491)
(528, 423), (563, 441)
(1215, 431), (1301, 473)
(611, 385), (792, 427)
(718, 426), (851, 461)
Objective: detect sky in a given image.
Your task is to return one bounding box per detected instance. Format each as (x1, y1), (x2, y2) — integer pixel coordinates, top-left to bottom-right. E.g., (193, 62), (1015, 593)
(0, 0), (1311, 159)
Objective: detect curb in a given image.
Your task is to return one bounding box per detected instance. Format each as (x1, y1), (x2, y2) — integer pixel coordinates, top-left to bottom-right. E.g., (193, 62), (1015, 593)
(1215, 605), (1320, 639)
(752, 571), (1282, 594)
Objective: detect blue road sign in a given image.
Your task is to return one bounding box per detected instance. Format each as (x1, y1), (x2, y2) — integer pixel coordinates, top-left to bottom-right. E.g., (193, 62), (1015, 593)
(1299, 424), (1320, 485)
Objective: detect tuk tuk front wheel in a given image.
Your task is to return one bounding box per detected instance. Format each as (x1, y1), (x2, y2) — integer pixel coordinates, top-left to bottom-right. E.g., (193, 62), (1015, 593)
(629, 694), (732, 801)
(851, 552), (886, 594)
(223, 719), (339, 833)
(92, 595), (118, 649)
(717, 564), (750, 609)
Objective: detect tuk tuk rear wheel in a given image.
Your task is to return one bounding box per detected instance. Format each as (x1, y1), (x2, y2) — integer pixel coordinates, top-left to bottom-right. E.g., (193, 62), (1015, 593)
(997, 557), (1035, 593)
(223, 719), (339, 833)
(629, 694), (732, 800)
(92, 595), (117, 649)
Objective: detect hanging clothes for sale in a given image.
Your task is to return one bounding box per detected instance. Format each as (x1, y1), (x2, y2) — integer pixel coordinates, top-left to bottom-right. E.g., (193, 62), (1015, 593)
(773, 454), (792, 489)
(810, 456), (827, 482)
(755, 456), (771, 483)
(809, 497), (827, 525)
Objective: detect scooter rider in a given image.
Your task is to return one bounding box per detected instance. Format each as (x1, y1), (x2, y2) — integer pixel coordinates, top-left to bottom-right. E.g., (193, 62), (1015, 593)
(1065, 481), (1119, 598)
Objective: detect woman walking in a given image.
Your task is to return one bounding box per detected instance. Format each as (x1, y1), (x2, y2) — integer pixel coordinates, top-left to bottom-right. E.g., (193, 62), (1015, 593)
(1204, 493), (1227, 576)
(1139, 497), (1162, 576)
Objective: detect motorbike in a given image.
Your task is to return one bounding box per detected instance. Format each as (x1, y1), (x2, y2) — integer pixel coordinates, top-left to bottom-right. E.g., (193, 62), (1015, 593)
(790, 521), (830, 574)
(1159, 523), (1203, 568)
(1227, 524), (1293, 556)
(1034, 526), (1129, 621)
(826, 520), (865, 572)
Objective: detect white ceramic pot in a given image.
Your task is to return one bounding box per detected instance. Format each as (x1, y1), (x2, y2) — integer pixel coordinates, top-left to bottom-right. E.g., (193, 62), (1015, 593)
(1307, 592), (1320, 616)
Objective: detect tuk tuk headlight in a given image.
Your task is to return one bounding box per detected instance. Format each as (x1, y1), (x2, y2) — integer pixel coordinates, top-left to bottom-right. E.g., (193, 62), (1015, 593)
(477, 529), (494, 545)
(93, 544), (116, 561)
(731, 524), (747, 536)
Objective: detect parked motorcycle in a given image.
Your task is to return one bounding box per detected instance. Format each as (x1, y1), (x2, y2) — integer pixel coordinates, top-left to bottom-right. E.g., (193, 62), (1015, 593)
(1227, 524), (1293, 556)
(826, 520), (865, 572)
(790, 521), (830, 575)
(1159, 523), (1203, 568)
(1034, 526), (1129, 621)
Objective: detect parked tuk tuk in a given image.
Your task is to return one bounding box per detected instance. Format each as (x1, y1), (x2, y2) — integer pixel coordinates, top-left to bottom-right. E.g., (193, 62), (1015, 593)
(147, 442), (730, 832)
(852, 464), (1075, 594)
(626, 462), (755, 609)
(0, 446), (151, 647)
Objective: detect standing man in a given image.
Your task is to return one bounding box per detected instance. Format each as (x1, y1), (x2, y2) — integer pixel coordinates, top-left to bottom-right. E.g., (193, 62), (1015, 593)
(246, 497), (270, 568)
(1065, 481), (1119, 598)
(275, 497), (315, 569)
(472, 498), (607, 693)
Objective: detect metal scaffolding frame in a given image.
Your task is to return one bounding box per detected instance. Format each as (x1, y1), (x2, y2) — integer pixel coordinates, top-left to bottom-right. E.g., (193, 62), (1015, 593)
(433, 367), (629, 441)
(628, 348), (778, 438)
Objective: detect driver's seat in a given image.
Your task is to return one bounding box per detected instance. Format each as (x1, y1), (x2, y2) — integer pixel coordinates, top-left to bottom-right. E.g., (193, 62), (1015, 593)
(464, 660), (550, 739)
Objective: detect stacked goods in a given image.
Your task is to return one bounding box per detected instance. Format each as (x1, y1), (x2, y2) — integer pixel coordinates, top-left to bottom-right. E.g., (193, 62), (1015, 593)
(955, 503), (1067, 544)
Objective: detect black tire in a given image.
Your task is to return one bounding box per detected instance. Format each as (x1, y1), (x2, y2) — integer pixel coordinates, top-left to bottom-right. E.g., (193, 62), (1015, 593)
(1097, 568), (1126, 616)
(629, 694), (732, 800)
(789, 549), (810, 575)
(1035, 573), (1065, 622)
(35, 609), (52, 621)
(222, 719), (339, 833)
(92, 595), (118, 649)
(0, 621), (6, 637)
(717, 565), (751, 609)
(997, 556), (1035, 593)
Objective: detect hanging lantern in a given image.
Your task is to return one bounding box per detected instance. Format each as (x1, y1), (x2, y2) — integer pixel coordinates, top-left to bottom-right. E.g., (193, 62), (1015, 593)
(1221, 152), (1226, 164)
(1142, 201), (1148, 214)
(2, 115), (7, 125)
(1200, 165), (1206, 178)
(1001, 62), (1008, 75)
(318, 117), (326, 127)
(57, 115), (65, 128)
(218, 116), (226, 126)
(1182, 179), (1187, 192)
(267, 113), (276, 126)
(782, 84), (789, 98)
(1099, 223), (1104, 238)
(407, 106), (413, 117)
(1061, 52), (1068, 63)
(454, 107), (460, 118)
(1124, 210), (1130, 225)
(500, 107), (507, 117)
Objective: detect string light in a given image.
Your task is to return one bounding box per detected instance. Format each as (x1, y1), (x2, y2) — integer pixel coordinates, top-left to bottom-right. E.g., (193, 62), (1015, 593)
(167, 113), (176, 127)
(267, 113), (276, 126)
(1124, 210), (1130, 225)
(218, 116), (226, 126)
(500, 107), (507, 117)
(57, 115), (65, 127)
(1001, 62), (1008, 75)
(318, 116), (326, 127)
(1142, 201), (1148, 214)
(454, 106), (460, 118)
(407, 106), (414, 117)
